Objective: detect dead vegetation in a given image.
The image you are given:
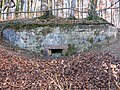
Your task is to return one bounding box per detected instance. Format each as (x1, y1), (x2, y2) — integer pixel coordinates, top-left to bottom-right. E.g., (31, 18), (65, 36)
(0, 44), (120, 90)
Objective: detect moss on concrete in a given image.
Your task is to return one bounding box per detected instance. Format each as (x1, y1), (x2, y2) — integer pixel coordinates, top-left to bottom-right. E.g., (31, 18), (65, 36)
(65, 44), (76, 56)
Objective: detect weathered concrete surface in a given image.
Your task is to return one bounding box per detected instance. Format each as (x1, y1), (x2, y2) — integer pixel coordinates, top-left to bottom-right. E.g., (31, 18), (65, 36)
(1, 24), (118, 57)
(100, 30), (120, 58)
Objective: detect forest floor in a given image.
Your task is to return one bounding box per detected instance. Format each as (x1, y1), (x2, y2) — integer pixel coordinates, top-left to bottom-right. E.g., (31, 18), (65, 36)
(0, 40), (120, 89)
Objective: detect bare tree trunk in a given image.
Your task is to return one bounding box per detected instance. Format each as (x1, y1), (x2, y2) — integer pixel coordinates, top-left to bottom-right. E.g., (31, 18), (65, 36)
(81, 0), (83, 19)
(20, 0), (24, 17)
(119, 0), (120, 24)
(51, 0), (54, 14)
(56, 0), (58, 17)
(111, 2), (112, 23)
(27, 0), (30, 17)
(15, 0), (19, 17)
(2, 0), (5, 20)
(7, 0), (10, 17)
(0, 0), (2, 20)
(70, 0), (74, 16)
(89, 0), (98, 20)
(54, 0), (55, 15)
(78, 0), (80, 19)
(34, 0), (37, 17)
(40, 0), (42, 16)
(99, 0), (101, 16)
(48, 0), (50, 9)
(62, 0), (64, 17)
(105, 0), (107, 19)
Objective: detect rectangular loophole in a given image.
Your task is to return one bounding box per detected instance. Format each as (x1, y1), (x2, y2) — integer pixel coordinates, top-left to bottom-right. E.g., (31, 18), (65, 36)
(50, 49), (63, 54)
(47, 49), (63, 57)
(48, 49), (63, 57)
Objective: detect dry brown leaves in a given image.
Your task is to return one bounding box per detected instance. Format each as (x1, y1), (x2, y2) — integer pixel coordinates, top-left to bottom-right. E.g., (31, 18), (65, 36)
(0, 46), (120, 90)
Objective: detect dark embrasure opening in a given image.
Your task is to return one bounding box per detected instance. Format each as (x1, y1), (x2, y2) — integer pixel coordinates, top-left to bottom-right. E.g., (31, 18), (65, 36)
(48, 49), (64, 57)
(50, 49), (63, 54)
